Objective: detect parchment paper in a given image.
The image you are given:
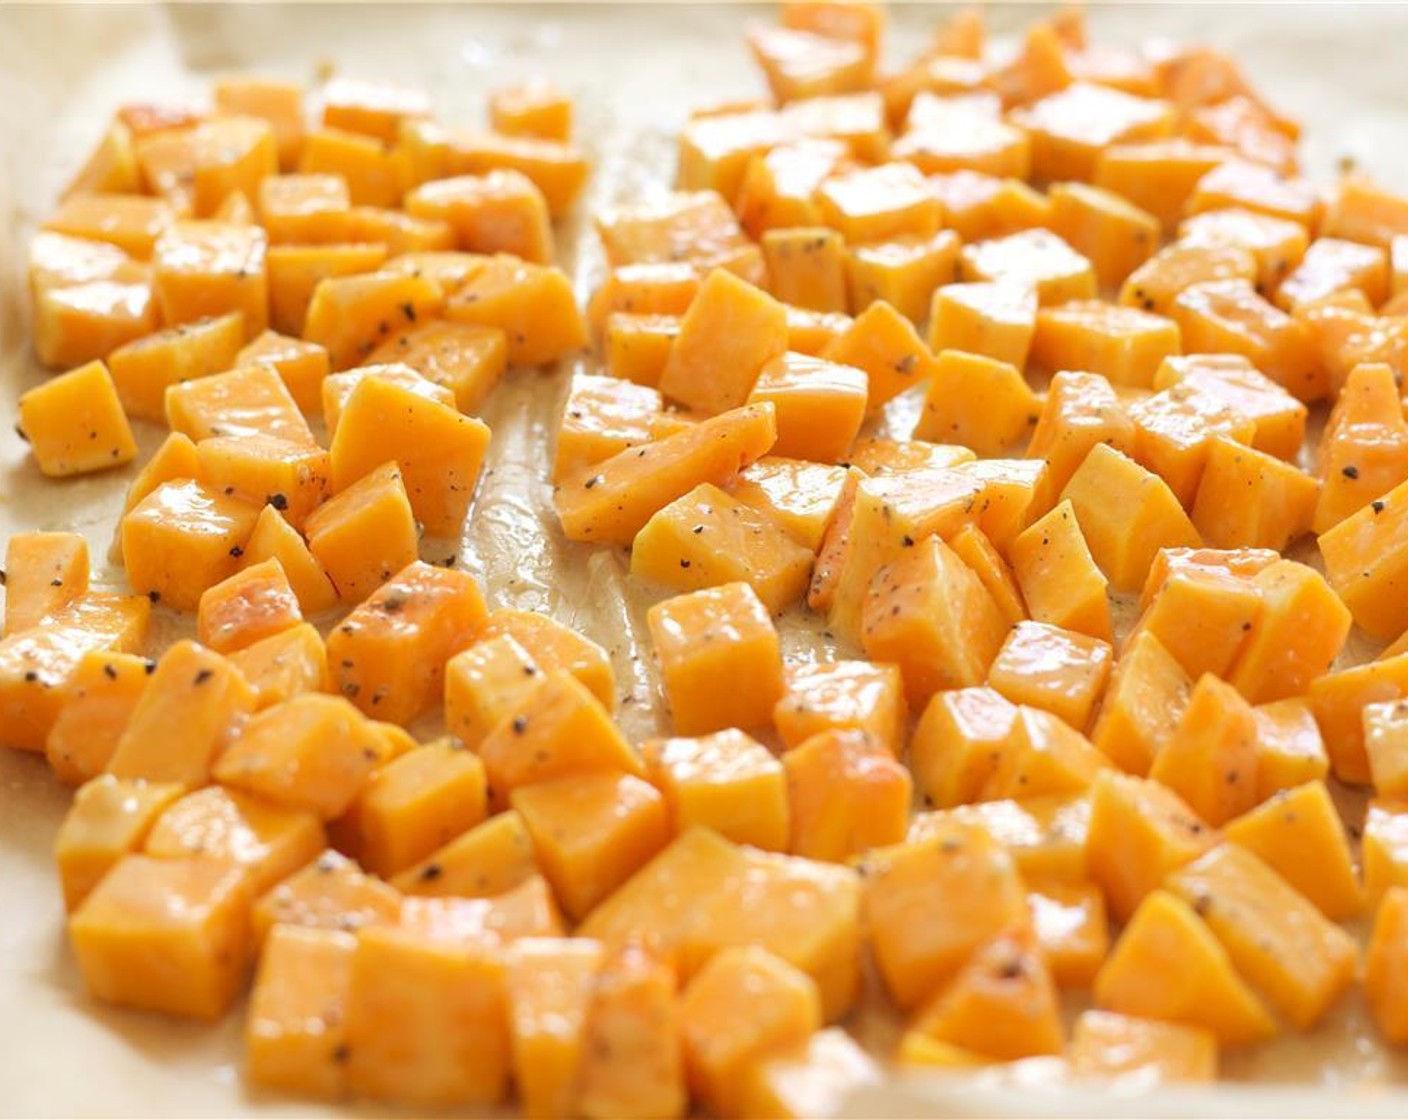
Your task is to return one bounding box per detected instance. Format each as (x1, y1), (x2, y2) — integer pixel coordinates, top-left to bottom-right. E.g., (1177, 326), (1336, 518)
(5, 4), (1408, 1116)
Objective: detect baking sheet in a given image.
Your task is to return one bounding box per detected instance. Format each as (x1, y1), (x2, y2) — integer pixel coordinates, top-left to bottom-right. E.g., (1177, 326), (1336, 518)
(6, 3), (1408, 1116)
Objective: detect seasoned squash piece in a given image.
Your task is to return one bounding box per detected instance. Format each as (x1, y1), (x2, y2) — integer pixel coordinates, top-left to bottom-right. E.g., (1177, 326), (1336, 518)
(677, 107), (796, 202)
(1090, 631), (1191, 776)
(324, 561), (486, 725)
(144, 784), (323, 894)
(348, 205), (456, 253)
(478, 670), (643, 802)
(239, 506), (338, 616)
(236, 330), (331, 415)
(728, 457), (847, 552)
(1170, 279), (1322, 401)
(946, 522), (1025, 626)
(815, 163), (942, 245)
(135, 115), (277, 217)
(2, 531), (89, 637)
(1252, 697), (1330, 799)
(107, 311), (245, 422)
(1049, 181), (1159, 290)
(961, 228), (1097, 306)
(843, 231), (962, 324)
(266, 242), (388, 336)
(982, 705), (1110, 801)
(298, 127), (407, 208)
(1323, 175), (1408, 247)
(1029, 879), (1110, 988)
(736, 1028), (880, 1119)
(152, 220), (268, 336)
(556, 402), (777, 546)
(16, 359), (137, 477)
(987, 621), (1112, 731)
(302, 268), (442, 370)
(1314, 361), (1408, 533)
(858, 823), (1029, 1010)
(893, 106), (1030, 179)
(68, 855), (254, 1020)
(930, 171), (1053, 243)
(53, 775), (184, 910)
(847, 437), (975, 474)
(774, 660), (905, 755)
(1128, 555), (1262, 682)
(166, 360), (312, 445)
(784, 729), (910, 862)
(1011, 82), (1174, 182)
(822, 299), (937, 411)
(680, 945), (822, 1117)
(1127, 377), (1257, 505)
(908, 686), (1017, 810)
(736, 138), (852, 238)
(121, 480), (262, 610)
(1008, 499), (1113, 643)
(424, 126), (588, 218)
(212, 79), (303, 168)
(647, 581), (784, 734)
(43, 192), (175, 259)
(506, 938), (602, 1120)
(196, 433), (330, 533)
(1061, 443), (1201, 592)
(1308, 653), (1408, 786)
(405, 171), (553, 263)
(31, 279), (159, 371)
(552, 373), (663, 483)
(632, 482), (813, 612)
(1367, 887), (1408, 1045)
(1025, 370), (1134, 507)
(1149, 674), (1259, 827)
(0, 593), (151, 753)
(762, 227), (847, 312)
(120, 433), (199, 521)
(577, 944), (686, 1120)
(476, 609), (616, 709)
(642, 729), (789, 851)
(915, 795), (1092, 889)
(1169, 844), (1358, 1029)
(913, 349), (1040, 455)
(1094, 140), (1236, 228)
(603, 313), (681, 388)
(1193, 436), (1318, 550)
(1366, 698), (1408, 799)
(1087, 771), (1216, 921)
(1320, 473), (1408, 642)
(391, 811), (537, 901)
(512, 772), (670, 920)
(489, 80), (572, 142)
(1187, 159), (1323, 229)
(26, 230), (146, 298)
(245, 925), (355, 1101)
(445, 254), (587, 367)
(320, 77), (429, 145)
(213, 694), (380, 819)
(344, 922), (510, 1108)
(910, 926), (1064, 1060)
(587, 262), (701, 335)
(229, 621), (330, 711)
(45, 651), (152, 786)
(334, 740), (487, 878)
(748, 24), (873, 103)
(1119, 242), (1258, 316)
(321, 361), (456, 435)
(1031, 301), (1181, 389)
(367, 319), (506, 414)
(1093, 889), (1276, 1047)
(1364, 800), (1408, 904)
(1277, 236), (1389, 313)
(1069, 1010), (1217, 1083)
(746, 352), (867, 463)
(195, 557), (301, 654)
(444, 634), (542, 750)
(1229, 559), (1351, 704)
(304, 462), (419, 604)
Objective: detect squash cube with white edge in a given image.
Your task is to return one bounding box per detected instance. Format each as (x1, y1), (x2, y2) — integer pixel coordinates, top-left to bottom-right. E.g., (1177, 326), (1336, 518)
(746, 351), (867, 464)
(120, 480), (263, 611)
(329, 373), (491, 537)
(405, 171), (554, 263)
(323, 561), (487, 726)
(303, 462), (420, 605)
(366, 319), (507, 414)
(960, 228), (1097, 306)
(213, 694), (383, 819)
(152, 220), (268, 336)
(245, 925), (356, 1101)
(927, 281), (1038, 369)
(302, 269), (445, 370)
(236, 330), (331, 415)
(505, 939), (601, 1119)
(68, 854), (256, 1020)
(16, 360), (136, 477)
(679, 946), (823, 1117)
(913, 349), (1040, 455)
(647, 582), (785, 735)
(107, 311), (245, 422)
(642, 729), (789, 851)
(1030, 301), (1181, 389)
(445, 254), (587, 368)
(54, 775), (185, 911)
(631, 482), (814, 612)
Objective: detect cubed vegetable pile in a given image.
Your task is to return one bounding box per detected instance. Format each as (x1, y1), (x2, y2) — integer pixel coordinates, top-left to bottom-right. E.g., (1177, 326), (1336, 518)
(12, 2), (1408, 1114)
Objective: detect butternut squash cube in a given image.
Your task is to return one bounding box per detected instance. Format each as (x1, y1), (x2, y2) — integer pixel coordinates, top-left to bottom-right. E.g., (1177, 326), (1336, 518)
(236, 330), (331, 415)
(728, 457), (848, 552)
(1314, 361), (1408, 533)
(1277, 236), (1389, 313)
(577, 944), (687, 1120)
(121, 431), (201, 517)
(862, 535), (1008, 708)
(1029, 879), (1109, 988)
(1307, 653), (1408, 787)
(16, 360), (137, 478)
(1187, 159), (1323, 229)
(152, 220), (268, 336)
(442, 254), (584, 368)
(735, 1028), (880, 1119)
(256, 173), (350, 243)
(1118, 242), (1258, 316)
(647, 582), (784, 734)
(45, 651), (152, 786)
(911, 798), (1089, 888)
(1150, 674), (1260, 827)
(1253, 698), (1330, 800)
(324, 560), (486, 725)
(303, 461), (420, 604)
(602, 312), (681, 388)
(1011, 82), (1173, 182)
(135, 115), (277, 217)
(245, 925), (355, 1101)
(195, 434), (330, 533)
(1090, 630), (1191, 776)
(230, 621), (331, 711)
(784, 729), (911, 862)
(298, 128), (407, 208)
(344, 923), (510, 1108)
(929, 171), (1053, 243)
(642, 729), (789, 851)
(858, 823), (1030, 1010)
(405, 171), (553, 263)
(746, 351), (867, 464)
(443, 634), (541, 750)
(736, 139), (850, 239)
(822, 298), (938, 411)
(815, 162), (941, 244)
(1025, 370), (1134, 507)
(961, 228), (1097, 306)
(1032, 301), (1181, 389)
(680, 945), (822, 1117)
(512, 772), (670, 920)
(1177, 206), (1311, 293)
(2, 530), (89, 637)
(1069, 1010), (1217, 1083)
(1193, 436), (1318, 550)
(982, 705), (1111, 801)
(908, 686), (1017, 810)
(843, 231), (963, 323)
(476, 609), (616, 709)
(893, 108), (1029, 180)
(762, 227), (847, 313)
(748, 23), (873, 103)
(347, 205), (455, 253)
(26, 230), (145, 299)
(302, 269), (442, 370)
(239, 506), (338, 616)
(1008, 499), (1113, 643)
(266, 242), (388, 336)
(774, 659), (905, 755)
(927, 280), (1038, 369)
(195, 557), (302, 654)
(43, 191), (175, 258)
(553, 373), (664, 483)
(31, 278), (158, 371)
(107, 310), (246, 422)
(53, 775), (184, 911)
(1321, 474), (1408, 642)
(677, 108), (796, 203)
(1229, 559), (1351, 704)
(913, 349), (1040, 455)
(1049, 180), (1160, 289)
(506, 938), (603, 1120)
(631, 482), (814, 612)
(1367, 887), (1408, 1044)
(166, 361), (313, 446)
(1129, 557), (1261, 682)
(1127, 378), (1257, 506)
(366, 319), (507, 414)
(489, 79), (572, 142)
(987, 621), (1112, 731)
(68, 855), (254, 1020)
(321, 361), (456, 436)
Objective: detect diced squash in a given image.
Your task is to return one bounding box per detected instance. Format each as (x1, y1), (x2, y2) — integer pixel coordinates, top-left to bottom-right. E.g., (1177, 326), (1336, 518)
(405, 171), (554, 263)
(391, 811), (538, 901)
(908, 687), (1017, 810)
(815, 162), (941, 244)
(229, 621), (332, 710)
(304, 461), (420, 604)
(506, 938), (603, 1120)
(1049, 180), (1160, 289)
(475, 609), (616, 709)
(1008, 499), (1113, 643)
(1307, 652), (1408, 786)
(987, 621), (1111, 732)
(1028, 879), (1110, 988)
(728, 457), (848, 551)
(1031, 301), (1181, 389)
(913, 349), (1040, 455)
(43, 192), (175, 259)
(1229, 560), (1351, 705)
(927, 281), (1038, 370)
(784, 729), (911, 862)
(135, 115), (277, 217)
(2, 530), (90, 637)
(445, 254), (587, 368)
(32, 279), (160, 371)
(843, 231), (963, 323)
(152, 220), (268, 336)
(1090, 630), (1191, 776)
(822, 299), (938, 411)
(762, 227), (847, 312)
(603, 312), (681, 387)
(1253, 698), (1330, 800)
(1119, 242), (1258, 316)
(1187, 159), (1323, 229)
(107, 311), (246, 422)
(195, 558), (302, 654)
(267, 242), (389, 336)
(53, 775), (184, 911)
(1367, 887), (1408, 1044)
(16, 360), (136, 478)
(45, 651), (153, 786)
(236, 330), (332, 415)
(367, 319), (507, 413)
(1149, 673), (1259, 827)
(1314, 361), (1408, 533)
(642, 729), (789, 851)
(1069, 1010), (1217, 1083)
(746, 352), (867, 464)
(1011, 82), (1174, 181)
(982, 705), (1111, 801)
(774, 659), (905, 755)
(1177, 206), (1311, 294)
(735, 1028), (881, 1120)
(302, 268), (443, 371)
(240, 505), (339, 616)
(961, 228), (1097, 306)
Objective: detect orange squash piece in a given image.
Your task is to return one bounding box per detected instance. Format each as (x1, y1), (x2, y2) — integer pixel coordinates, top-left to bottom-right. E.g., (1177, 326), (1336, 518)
(642, 729), (789, 852)
(986, 620), (1112, 732)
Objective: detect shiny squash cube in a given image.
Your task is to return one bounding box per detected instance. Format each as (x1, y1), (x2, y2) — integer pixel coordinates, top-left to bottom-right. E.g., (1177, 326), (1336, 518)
(641, 729), (789, 851)
(15, 359), (136, 477)
(152, 219), (268, 336)
(53, 774), (185, 910)
(303, 461), (420, 604)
